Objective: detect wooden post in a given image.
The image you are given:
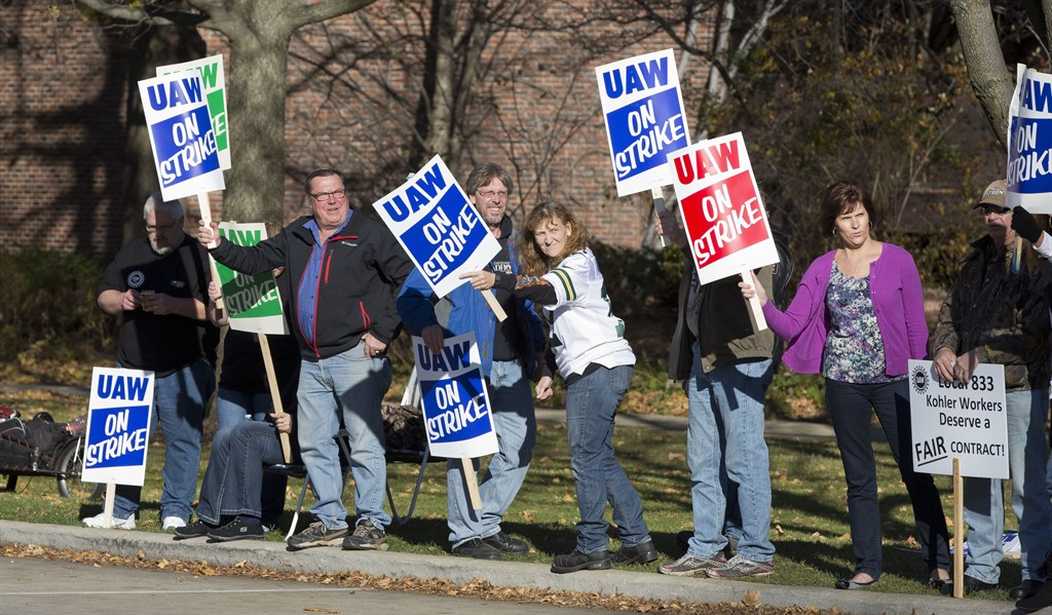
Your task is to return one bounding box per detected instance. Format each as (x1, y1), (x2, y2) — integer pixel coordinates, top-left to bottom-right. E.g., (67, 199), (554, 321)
(102, 482), (116, 527)
(480, 289), (507, 322)
(953, 457), (964, 599)
(461, 457), (482, 510)
(650, 186), (667, 248)
(741, 271), (768, 333)
(257, 334), (293, 463)
(197, 192), (225, 311)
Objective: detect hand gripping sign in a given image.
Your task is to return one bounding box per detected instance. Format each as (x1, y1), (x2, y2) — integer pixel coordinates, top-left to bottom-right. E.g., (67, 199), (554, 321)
(156, 55), (231, 170)
(83, 367), (155, 526)
(413, 332), (498, 509)
(1007, 64), (1052, 214)
(373, 155), (505, 318)
(668, 132), (779, 330)
(138, 71), (225, 202)
(595, 48), (690, 197)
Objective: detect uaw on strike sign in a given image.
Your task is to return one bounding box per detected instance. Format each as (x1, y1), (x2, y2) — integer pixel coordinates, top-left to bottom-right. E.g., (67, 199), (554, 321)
(595, 49), (689, 197)
(1007, 64), (1052, 213)
(668, 132), (779, 285)
(373, 155), (501, 298)
(82, 367), (155, 486)
(413, 332), (498, 459)
(908, 360), (1008, 480)
(138, 71), (225, 201)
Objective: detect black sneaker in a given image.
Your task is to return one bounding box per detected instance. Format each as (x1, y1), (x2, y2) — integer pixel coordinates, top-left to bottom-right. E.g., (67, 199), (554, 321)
(342, 519), (387, 550)
(207, 516), (265, 542)
(452, 537), (503, 560)
(611, 539), (658, 565)
(550, 549), (612, 574)
(482, 532), (529, 554)
(287, 521), (348, 551)
(172, 519), (214, 540)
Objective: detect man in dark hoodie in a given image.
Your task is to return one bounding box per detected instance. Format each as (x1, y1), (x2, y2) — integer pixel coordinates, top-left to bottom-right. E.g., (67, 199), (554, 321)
(197, 169), (412, 552)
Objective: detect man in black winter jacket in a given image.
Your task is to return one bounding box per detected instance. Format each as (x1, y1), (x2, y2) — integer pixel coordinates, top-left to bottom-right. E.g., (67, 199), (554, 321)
(197, 169), (412, 552)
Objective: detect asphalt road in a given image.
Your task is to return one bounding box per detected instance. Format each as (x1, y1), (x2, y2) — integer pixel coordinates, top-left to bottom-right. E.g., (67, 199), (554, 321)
(0, 556), (621, 615)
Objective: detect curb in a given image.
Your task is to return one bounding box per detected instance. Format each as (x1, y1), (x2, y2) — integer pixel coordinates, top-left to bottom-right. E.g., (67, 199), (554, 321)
(0, 520), (1004, 615)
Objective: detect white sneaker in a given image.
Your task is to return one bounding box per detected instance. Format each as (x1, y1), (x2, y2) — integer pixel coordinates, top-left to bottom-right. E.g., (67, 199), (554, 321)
(162, 516), (187, 530)
(82, 512), (135, 530)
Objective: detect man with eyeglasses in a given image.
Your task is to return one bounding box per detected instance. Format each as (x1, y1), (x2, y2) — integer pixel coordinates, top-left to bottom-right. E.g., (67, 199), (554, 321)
(88, 193), (215, 531)
(930, 179), (1052, 599)
(197, 169), (412, 552)
(398, 163), (546, 559)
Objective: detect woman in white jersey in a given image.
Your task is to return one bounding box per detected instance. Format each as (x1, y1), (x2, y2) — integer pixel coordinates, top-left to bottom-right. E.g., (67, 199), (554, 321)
(514, 202), (656, 574)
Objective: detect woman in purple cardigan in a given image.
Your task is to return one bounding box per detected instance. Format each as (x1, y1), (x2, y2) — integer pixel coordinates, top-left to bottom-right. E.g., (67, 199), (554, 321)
(741, 182), (950, 591)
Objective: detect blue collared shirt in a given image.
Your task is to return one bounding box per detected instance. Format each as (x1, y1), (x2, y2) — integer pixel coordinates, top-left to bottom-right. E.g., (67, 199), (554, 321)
(296, 212), (352, 352)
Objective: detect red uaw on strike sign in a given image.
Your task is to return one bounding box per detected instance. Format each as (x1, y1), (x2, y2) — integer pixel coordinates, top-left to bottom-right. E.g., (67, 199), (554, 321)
(668, 131), (779, 286)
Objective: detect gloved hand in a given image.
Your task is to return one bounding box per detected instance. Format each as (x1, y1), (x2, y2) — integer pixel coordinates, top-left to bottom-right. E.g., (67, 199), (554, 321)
(1011, 206), (1043, 244)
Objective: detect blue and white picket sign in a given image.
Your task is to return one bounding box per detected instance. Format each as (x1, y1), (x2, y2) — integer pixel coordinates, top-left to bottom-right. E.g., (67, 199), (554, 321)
(595, 48), (690, 197)
(137, 71), (225, 202)
(81, 367), (155, 486)
(373, 155), (501, 297)
(1007, 64), (1052, 214)
(413, 332), (498, 459)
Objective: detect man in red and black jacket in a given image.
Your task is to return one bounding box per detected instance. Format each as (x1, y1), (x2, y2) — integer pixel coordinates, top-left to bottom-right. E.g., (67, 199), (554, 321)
(198, 169), (412, 552)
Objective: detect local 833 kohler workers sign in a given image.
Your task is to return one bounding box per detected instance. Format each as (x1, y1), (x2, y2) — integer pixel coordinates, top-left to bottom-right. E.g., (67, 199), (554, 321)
(908, 359), (1008, 480)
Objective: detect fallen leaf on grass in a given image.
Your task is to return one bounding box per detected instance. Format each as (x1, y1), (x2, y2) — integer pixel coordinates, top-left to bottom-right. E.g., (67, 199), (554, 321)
(741, 590), (761, 607)
(810, 531), (822, 540)
(774, 524), (784, 535)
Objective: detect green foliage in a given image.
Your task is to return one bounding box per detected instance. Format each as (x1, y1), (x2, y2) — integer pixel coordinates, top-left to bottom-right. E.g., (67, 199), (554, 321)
(590, 242), (684, 314)
(0, 249), (114, 362)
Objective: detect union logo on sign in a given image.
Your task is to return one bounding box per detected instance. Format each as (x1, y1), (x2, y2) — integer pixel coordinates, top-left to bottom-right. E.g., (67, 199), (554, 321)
(911, 365), (929, 395)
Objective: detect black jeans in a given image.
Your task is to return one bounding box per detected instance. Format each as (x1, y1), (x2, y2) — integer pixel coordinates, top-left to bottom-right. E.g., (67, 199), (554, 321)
(825, 378), (951, 578)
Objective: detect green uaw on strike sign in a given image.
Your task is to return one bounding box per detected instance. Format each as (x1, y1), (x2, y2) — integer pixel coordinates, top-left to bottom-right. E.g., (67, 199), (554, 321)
(215, 222), (288, 335)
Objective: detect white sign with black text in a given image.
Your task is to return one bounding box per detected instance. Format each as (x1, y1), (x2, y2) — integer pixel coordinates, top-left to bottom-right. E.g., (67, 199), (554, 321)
(908, 359), (1008, 480)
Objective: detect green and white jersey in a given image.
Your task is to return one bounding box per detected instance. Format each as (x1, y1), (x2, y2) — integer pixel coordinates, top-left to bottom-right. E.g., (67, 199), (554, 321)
(542, 248), (635, 377)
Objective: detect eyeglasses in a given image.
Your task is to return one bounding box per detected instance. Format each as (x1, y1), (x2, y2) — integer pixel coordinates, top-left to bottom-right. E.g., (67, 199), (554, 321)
(979, 204), (1011, 215)
(310, 189), (346, 202)
(476, 189), (508, 200)
(145, 222), (176, 234)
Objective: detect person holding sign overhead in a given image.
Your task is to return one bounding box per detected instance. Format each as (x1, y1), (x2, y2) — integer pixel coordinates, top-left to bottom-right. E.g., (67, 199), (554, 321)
(928, 180), (1052, 599)
(740, 182), (951, 590)
(398, 164), (546, 560)
(197, 169), (412, 552)
(513, 202), (655, 574)
(88, 193), (215, 531)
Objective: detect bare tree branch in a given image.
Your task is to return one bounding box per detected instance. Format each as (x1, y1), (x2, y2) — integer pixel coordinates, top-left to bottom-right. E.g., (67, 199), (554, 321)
(949, 0), (1014, 148)
(75, 0), (210, 28)
(292, 0), (381, 29)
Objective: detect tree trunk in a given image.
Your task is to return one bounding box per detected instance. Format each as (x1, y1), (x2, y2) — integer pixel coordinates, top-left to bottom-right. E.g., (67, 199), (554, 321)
(949, 0), (1014, 149)
(224, 32), (290, 223)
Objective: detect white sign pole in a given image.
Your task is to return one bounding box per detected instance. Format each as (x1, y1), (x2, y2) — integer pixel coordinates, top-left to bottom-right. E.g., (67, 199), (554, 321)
(953, 457), (964, 599)
(197, 191), (225, 312)
(741, 271), (767, 332)
(101, 482), (117, 528)
(649, 187), (667, 248)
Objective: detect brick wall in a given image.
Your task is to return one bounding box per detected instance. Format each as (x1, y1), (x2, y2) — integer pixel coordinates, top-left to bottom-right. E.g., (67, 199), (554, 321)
(1, 1), (711, 256)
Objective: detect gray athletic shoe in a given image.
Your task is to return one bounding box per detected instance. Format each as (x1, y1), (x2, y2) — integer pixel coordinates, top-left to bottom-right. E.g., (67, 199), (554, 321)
(286, 521), (348, 551)
(658, 552), (727, 576)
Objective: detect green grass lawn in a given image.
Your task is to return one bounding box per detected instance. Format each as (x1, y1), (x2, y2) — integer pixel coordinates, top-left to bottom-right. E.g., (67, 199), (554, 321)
(0, 388), (1018, 604)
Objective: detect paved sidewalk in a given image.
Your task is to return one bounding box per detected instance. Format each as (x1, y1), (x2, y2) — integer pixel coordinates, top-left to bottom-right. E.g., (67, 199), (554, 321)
(0, 521), (1007, 615)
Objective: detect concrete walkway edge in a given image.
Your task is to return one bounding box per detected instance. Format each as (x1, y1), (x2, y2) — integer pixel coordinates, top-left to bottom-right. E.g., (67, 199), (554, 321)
(0, 521), (1003, 615)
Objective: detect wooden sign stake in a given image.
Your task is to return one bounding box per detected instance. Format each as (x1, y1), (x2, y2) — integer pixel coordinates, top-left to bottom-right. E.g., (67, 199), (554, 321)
(650, 186), (667, 248)
(461, 457), (482, 510)
(481, 290), (507, 322)
(257, 334), (292, 463)
(197, 192), (225, 311)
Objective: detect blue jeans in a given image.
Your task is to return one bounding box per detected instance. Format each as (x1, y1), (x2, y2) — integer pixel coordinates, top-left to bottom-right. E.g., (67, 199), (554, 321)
(196, 420), (284, 524)
(214, 387), (287, 524)
(964, 388), (1051, 584)
(448, 359), (536, 547)
(686, 346), (775, 563)
(297, 344), (391, 530)
(566, 364), (650, 554)
(114, 358), (214, 521)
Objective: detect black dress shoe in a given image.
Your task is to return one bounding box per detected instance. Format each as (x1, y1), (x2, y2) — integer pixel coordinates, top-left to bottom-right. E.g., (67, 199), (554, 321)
(1012, 580), (1046, 601)
(835, 575), (878, 590)
(1018, 580), (1052, 612)
(938, 575), (998, 596)
(550, 549), (612, 574)
(611, 540), (658, 565)
(451, 537), (502, 560)
(482, 532), (529, 554)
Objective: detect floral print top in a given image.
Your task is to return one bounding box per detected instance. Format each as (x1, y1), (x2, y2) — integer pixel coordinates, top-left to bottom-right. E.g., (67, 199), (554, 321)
(822, 261), (898, 383)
